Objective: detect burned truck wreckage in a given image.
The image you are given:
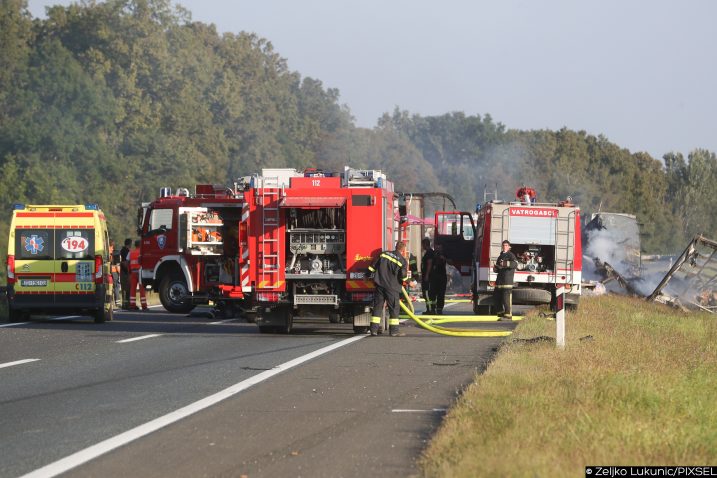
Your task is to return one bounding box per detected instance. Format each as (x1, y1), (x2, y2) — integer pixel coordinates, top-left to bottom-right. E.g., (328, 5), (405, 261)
(583, 213), (717, 314)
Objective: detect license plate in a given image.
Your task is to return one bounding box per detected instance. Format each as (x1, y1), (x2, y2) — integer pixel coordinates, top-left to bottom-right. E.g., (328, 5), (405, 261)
(20, 279), (48, 287)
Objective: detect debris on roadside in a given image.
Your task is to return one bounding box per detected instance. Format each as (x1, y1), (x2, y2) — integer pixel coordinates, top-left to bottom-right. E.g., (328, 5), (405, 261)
(647, 235), (717, 314)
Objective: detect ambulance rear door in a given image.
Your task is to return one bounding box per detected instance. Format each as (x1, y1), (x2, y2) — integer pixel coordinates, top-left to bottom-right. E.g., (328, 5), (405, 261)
(14, 225), (56, 299)
(54, 226), (96, 301)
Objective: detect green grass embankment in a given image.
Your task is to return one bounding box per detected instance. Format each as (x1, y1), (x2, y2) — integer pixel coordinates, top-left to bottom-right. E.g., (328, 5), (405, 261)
(420, 295), (717, 477)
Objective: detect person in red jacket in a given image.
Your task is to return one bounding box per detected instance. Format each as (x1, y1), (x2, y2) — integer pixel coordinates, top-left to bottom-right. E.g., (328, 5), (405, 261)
(128, 239), (148, 311)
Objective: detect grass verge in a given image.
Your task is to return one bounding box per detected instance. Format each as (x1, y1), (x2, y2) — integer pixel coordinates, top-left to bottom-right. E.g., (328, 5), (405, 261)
(420, 295), (717, 477)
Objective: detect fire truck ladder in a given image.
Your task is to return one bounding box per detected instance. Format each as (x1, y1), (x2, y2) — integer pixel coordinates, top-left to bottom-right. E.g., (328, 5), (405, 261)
(554, 211), (576, 284)
(259, 177), (282, 289)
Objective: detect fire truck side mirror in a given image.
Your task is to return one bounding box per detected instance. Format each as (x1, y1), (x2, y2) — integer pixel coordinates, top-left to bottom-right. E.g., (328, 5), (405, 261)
(136, 207), (145, 236)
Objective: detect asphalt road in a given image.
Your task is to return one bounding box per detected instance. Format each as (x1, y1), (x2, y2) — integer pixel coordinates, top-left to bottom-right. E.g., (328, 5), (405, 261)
(0, 301), (517, 478)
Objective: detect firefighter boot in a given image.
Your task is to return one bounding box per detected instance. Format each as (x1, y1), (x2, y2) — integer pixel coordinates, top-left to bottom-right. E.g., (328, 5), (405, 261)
(370, 316), (381, 336)
(389, 318), (404, 337)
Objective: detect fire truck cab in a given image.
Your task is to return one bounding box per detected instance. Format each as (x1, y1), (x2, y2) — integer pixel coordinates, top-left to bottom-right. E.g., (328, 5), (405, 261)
(435, 188), (582, 313)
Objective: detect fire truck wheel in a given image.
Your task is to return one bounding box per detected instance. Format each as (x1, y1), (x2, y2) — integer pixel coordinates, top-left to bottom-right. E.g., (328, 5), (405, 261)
(244, 312), (257, 323)
(159, 274), (196, 314)
(277, 308), (293, 334)
(328, 312), (341, 323)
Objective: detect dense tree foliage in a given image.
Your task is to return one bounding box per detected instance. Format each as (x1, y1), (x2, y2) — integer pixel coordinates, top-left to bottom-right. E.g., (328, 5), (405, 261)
(1, 0), (714, 281)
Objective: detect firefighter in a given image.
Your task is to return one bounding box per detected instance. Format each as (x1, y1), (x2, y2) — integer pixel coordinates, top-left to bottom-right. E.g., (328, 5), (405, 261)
(420, 237), (435, 314)
(368, 241), (409, 337)
(128, 239), (148, 311)
(493, 240), (518, 319)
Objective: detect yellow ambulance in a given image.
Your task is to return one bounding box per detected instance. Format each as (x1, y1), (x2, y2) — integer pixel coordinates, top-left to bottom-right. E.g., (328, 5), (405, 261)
(6, 204), (114, 323)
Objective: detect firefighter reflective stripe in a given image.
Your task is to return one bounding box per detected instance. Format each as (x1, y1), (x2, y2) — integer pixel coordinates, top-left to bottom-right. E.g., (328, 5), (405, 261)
(368, 265), (375, 272)
(389, 318), (399, 326)
(494, 284), (514, 289)
(129, 270), (147, 308)
(129, 248), (141, 271)
(371, 316), (381, 324)
(380, 253), (403, 267)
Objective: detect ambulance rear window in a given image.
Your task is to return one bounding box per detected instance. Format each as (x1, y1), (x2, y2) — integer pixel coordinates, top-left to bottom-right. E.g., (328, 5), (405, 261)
(16, 230), (53, 260)
(56, 229), (95, 259)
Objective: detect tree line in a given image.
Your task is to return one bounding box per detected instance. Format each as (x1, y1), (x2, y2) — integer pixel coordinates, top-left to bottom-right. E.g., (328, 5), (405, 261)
(1, 0), (715, 279)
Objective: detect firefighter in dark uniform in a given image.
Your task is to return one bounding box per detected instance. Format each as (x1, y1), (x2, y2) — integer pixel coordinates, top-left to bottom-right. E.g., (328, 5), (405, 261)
(368, 241), (409, 337)
(493, 240), (518, 319)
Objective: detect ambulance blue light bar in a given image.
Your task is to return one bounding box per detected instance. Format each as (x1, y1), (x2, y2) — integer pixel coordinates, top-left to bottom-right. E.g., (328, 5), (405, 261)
(84, 203), (99, 210)
(12, 203), (25, 210)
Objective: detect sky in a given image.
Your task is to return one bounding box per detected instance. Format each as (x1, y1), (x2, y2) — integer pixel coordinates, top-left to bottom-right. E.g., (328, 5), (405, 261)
(27, 0), (717, 160)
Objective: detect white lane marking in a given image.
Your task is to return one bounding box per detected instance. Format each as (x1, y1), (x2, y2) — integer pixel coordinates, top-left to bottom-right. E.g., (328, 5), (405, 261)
(116, 334), (163, 343)
(208, 319), (239, 325)
(0, 315), (82, 328)
(0, 358), (41, 369)
(392, 408), (447, 413)
(20, 334), (366, 478)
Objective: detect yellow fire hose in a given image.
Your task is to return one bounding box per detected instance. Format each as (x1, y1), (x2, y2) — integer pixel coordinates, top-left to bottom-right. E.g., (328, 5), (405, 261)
(403, 315), (523, 324)
(399, 288), (513, 337)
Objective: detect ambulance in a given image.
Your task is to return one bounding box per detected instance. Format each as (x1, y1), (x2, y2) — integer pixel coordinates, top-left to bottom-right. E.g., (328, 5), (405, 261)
(5, 204), (114, 323)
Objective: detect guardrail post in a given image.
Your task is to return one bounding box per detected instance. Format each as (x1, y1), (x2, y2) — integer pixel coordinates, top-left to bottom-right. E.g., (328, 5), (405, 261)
(556, 285), (565, 349)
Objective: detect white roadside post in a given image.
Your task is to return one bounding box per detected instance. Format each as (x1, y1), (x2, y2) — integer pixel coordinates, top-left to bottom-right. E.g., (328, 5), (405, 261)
(556, 285), (566, 349)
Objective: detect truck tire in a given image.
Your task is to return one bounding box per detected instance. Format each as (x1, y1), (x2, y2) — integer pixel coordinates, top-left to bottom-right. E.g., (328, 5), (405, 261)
(244, 311), (257, 323)
(512, 288), (551, 305)
(159, 274), (195, 314)
(94, 301), (113, 323)
(277, 308), (293, 334)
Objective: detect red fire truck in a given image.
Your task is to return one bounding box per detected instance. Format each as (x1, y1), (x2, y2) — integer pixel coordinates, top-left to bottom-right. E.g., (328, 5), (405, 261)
(434, 187), (582, 313)
(137, 185), (234, 314)
(137, 168), (400, 333)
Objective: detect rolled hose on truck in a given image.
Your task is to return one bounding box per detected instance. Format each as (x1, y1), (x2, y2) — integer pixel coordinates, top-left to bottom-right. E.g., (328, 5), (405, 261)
(398, 287), (514, 338)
